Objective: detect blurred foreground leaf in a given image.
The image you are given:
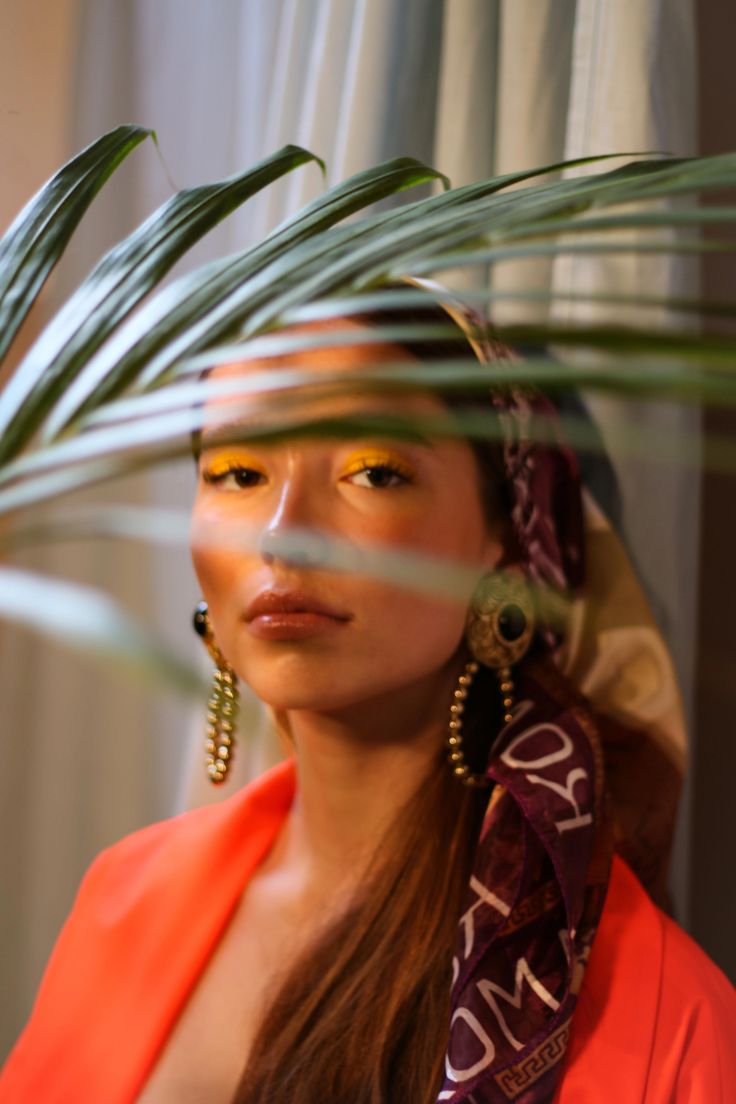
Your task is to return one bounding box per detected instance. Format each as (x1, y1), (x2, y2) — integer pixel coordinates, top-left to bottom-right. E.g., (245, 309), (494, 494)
(2, 134), (736, 683)
(0, 565), (206, 695)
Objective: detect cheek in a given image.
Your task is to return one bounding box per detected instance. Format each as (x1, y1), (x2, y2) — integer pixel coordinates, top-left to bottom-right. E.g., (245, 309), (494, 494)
(374, 488), (491, 566)
(189, 501), (255, 648)
(333, 483), (494, 687)
(191, 540), (233, 601)
(362, 584), (469, 666)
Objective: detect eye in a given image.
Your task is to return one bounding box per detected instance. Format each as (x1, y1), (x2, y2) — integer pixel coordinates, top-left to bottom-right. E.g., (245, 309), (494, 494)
(201, 463), (266, 490)
(340, 456), (414, 489)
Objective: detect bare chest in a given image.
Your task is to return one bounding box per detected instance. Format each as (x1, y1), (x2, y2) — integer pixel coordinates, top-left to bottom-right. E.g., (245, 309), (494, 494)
(135, 881), (319, 1104)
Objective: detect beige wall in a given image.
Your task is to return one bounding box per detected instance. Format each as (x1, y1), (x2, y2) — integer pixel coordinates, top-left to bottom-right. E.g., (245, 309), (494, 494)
(0, 0), (81, 231)
(0, 2), (160, 1058)
(0, 0), (81, 377)
(0, 2), (78, 1055)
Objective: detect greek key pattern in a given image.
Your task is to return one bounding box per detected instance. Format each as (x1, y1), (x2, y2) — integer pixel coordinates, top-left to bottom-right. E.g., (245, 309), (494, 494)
(493, 1019), (571, 1100)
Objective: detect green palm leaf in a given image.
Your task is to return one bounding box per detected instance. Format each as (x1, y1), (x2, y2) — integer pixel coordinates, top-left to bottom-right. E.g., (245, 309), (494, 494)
(4, 354), (736, 522)
(0, 143), (324, 463)
(40, 156), (450, 440)
(19, 153), (635, 446)
(3, 129), (736, 681)
(0, 124), (151, 364)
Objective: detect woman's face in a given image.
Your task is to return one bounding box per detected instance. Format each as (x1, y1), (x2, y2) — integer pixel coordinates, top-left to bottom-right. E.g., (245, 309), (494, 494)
(190, 322), (503, 713)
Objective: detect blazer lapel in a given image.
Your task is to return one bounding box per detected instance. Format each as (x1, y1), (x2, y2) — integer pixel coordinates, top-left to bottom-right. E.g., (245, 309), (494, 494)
(1, 759), (296, 1104)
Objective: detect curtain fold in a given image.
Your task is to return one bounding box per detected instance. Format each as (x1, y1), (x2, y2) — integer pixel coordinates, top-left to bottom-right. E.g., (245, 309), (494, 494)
(555, 0), (699, 921)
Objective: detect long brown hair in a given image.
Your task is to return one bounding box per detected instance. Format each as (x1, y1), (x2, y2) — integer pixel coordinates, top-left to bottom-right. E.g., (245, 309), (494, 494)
(234, 668), (501, 1104)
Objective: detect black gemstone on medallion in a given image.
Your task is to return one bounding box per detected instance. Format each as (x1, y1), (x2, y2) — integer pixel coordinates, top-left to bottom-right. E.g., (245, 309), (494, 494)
(193, 601), (209, 637)
(497, 602), (526, 642)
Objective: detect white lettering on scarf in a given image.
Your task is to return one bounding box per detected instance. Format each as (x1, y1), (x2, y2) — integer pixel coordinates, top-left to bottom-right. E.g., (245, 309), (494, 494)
(459, 876), (511, 958)
(500, 706), (592, 834)
(476, 958), (561, 1052)
(445, 958), (560, 1083)
(445, 1007), (496, 1083)
(526, 767), (592, 834)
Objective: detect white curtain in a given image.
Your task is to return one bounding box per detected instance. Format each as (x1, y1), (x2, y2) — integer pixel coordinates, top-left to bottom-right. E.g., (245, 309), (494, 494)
(0, 0), (698, 1055)
(434, 0), (698, 915)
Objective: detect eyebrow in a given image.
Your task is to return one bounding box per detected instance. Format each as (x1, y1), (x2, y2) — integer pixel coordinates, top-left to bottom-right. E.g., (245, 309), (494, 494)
(198, 415), (436, 451)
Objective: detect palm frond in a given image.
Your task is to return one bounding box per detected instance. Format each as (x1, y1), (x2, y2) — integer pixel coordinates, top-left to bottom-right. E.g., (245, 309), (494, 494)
(0, 125), (151, 364)
(0, 144), (326, 463)
(39, 158), (450, 446)
(2, 131), (736, 679)
(0, 565), (205, 694)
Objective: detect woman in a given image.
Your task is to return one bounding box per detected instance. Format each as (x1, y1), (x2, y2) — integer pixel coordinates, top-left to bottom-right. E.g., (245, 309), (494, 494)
(1, 292), (734, 1103)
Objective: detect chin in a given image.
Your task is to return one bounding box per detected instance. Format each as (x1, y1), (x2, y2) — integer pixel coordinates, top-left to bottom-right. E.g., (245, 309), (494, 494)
(240, 658), (401, 715)
(249, 684), (360, 713)
(237, 662), (361, 713)
(232, 634), (459, 714)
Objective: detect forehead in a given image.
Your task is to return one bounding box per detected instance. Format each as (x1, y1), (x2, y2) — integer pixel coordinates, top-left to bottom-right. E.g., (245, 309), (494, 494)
(212, 317), (418, 378)
(199, 317), (451, 437)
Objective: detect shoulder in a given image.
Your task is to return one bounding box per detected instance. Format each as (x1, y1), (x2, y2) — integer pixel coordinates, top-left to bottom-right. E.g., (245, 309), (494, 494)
(560, 856), (736, 1103)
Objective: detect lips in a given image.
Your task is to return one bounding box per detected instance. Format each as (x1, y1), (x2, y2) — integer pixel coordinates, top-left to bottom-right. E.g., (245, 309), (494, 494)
(245, 590), (352, 622)
(244, 589), (352, 640)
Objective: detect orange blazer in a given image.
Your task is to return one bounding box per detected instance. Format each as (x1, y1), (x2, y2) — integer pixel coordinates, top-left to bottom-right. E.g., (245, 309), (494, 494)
(2, 759), (734, 1102)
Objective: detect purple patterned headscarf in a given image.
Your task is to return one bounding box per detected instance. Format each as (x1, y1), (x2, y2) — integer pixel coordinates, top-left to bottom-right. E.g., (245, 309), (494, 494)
(426, 289), (612, 1103)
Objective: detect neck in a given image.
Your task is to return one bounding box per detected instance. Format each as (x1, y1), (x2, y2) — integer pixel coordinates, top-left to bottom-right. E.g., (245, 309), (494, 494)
(273, 655), (463, 896)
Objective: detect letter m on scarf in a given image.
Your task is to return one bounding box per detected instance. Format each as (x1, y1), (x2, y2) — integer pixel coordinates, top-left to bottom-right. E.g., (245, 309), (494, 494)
(476, 958), (560, 1052)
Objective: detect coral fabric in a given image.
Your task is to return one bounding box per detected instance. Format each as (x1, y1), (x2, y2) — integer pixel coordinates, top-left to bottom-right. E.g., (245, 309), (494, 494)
(1, 760), (734, 1104)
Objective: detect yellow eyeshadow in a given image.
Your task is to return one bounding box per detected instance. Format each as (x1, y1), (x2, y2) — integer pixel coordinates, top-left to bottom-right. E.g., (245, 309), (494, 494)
(339, 449), (416, 479)
(203, 453), (267, 478)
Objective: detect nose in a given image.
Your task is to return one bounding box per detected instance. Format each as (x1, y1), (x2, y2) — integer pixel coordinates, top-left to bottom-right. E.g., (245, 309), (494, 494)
(258, 463), (333, 570)
(259, 527), (333, 569)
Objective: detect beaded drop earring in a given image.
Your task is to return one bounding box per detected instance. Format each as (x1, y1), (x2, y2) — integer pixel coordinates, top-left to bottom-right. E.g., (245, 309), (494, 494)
(192, 601), (240, 784)
(447, 571), (535, 787)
